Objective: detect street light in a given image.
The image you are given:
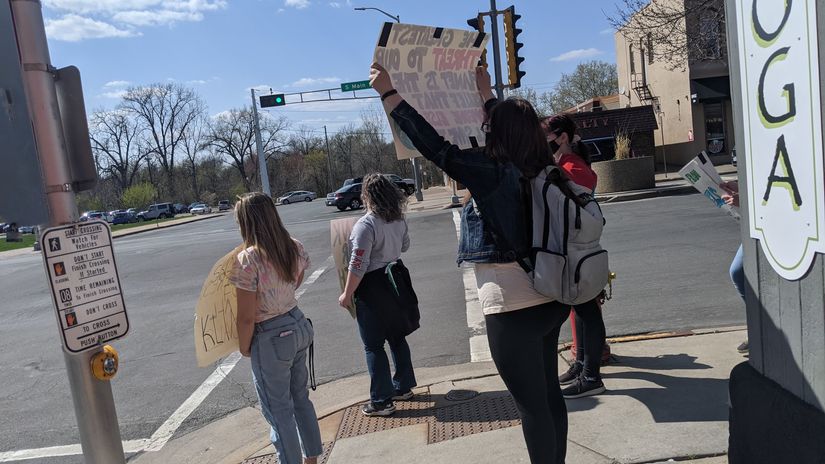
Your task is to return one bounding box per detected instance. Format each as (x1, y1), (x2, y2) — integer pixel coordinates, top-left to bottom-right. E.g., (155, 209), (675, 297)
(353, 6), (399, 23)
(354, 6), (426, 202)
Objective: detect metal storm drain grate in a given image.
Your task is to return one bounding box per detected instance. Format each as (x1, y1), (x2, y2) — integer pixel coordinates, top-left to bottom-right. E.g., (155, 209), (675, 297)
(430, 393), (521, 443)
(242, 442), (334, 464)
(336, 394), (435, 440)
(445, 389), (480, 401)
(335, 390), (521, 445)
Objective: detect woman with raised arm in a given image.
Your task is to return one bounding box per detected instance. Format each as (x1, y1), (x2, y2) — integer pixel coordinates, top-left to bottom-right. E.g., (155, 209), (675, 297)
(370, 63), (571, 464)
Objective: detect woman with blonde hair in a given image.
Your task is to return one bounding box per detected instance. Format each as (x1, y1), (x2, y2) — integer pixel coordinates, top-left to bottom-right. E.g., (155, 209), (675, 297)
(231, 192), (322, 464)
(339, 173), (418, 417)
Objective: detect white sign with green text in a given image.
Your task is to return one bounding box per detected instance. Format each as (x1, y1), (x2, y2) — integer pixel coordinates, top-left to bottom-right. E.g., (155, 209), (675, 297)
(736, 0), (824, 280)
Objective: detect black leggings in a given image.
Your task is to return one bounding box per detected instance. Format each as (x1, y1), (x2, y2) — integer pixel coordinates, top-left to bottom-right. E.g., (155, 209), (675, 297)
(485, 302), (570, 464)
(573, 298), (607, 379)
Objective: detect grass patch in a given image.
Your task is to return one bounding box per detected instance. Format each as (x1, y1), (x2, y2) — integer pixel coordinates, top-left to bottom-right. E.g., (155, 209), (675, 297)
(0, 234), (36, 252)
(110, 215), (191, 232)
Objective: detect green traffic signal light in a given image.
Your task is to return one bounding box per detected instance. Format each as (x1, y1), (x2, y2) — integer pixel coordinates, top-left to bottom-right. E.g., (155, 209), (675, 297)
(259, 93), (286, 108)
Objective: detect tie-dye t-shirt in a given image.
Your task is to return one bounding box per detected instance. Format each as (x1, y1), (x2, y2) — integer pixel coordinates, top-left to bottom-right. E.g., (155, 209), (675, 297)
(229, 239), (310, 323)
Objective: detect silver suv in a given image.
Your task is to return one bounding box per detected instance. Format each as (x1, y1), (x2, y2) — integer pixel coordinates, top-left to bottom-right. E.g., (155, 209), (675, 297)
(138, 202), (175, 221)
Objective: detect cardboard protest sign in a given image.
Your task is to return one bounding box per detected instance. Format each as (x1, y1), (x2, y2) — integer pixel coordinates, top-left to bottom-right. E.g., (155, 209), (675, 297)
(194, 245), (243, 367)
(679, 155), (740, 220)
(373, 22), (490, 160)
(331, 217), (359, 318)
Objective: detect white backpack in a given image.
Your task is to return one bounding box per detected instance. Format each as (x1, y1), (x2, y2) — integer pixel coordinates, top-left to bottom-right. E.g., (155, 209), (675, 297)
(528, 167), (609, 305)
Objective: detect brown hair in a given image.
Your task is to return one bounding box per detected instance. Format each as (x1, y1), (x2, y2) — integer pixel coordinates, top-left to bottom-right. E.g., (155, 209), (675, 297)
(361, 173), (406, 222)
(485, 97), (552, 178)
(235, 192), (300, 283)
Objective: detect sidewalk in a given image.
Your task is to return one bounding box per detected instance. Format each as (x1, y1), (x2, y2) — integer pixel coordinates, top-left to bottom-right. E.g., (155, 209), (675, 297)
(130, 327), (745, 464)
(407, 165), (740, 210)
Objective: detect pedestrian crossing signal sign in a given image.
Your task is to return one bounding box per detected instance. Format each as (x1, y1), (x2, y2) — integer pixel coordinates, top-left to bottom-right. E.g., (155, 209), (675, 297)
(65, 311), (77, 327)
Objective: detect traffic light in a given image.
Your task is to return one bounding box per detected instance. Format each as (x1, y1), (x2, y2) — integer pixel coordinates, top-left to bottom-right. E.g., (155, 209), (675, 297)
(503, 6), (525, 88)
(466, 14), (487, 65)
(259, 93), (286, 108)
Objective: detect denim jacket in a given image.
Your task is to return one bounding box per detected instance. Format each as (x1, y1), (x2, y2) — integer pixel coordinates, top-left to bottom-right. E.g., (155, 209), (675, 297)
(390, 100), (530, 266)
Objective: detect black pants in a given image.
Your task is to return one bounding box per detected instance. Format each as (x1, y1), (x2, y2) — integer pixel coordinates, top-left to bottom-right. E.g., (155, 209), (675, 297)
(485, 302), (570, 464)
(573, 298), (606, 379)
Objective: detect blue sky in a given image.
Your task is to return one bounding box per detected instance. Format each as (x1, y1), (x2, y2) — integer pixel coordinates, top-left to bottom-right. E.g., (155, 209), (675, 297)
(42, 0), (619, 134)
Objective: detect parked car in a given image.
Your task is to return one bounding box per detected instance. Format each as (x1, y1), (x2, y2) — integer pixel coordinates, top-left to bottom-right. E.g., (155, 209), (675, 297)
(325, 192), (337, 207)
(278, 191), (316, 204)
(173, 203), (190, 214)
(137, 202), (175, 221)
(332, 183), (363, 211)
(80, 211), (104, 222)
(218, 200), (231, 211)
(111, 211), (137, 225)
(190, 203), (210, 215)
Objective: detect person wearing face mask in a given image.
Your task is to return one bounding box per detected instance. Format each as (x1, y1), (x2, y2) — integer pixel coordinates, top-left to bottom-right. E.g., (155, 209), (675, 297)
(545, 114), (609, 399)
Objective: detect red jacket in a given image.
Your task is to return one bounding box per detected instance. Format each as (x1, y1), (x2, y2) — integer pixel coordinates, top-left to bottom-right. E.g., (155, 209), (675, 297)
(558, 153), (597, 192)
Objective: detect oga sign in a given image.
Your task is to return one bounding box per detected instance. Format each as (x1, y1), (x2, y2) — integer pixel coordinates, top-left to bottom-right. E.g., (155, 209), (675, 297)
(736, 0), (825, 280)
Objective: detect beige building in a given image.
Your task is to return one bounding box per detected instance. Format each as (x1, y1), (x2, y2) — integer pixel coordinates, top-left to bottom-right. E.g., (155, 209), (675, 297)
(614, 0), (734, 169)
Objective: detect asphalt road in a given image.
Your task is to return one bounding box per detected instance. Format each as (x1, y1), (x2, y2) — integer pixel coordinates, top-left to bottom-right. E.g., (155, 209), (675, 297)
(0, 193), (744, 463)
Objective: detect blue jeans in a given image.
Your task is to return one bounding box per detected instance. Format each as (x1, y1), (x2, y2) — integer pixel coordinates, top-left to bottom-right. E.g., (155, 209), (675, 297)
(730, 245), (745, 301)
(355, 298), (417, 404)
(250, 307), (323, 464)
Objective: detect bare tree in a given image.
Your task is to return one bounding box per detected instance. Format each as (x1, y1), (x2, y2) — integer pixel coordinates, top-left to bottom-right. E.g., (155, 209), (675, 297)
(204, 109), (289, 192)
(287, 126), (324, 157)
(181, 115), (208, 201)
(607, 0), (726, 70)
(122, 83), (206, 198)
(89, 109), (148, 192)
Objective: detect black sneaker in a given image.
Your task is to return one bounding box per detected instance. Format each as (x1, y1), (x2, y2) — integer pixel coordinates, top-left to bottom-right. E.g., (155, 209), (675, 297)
(559, 362), (583, 386)
(392, 390), (414, 401)
(562, 377), (605, 399)
(737, 340), (749, 353)
(361, 401), (396, 417)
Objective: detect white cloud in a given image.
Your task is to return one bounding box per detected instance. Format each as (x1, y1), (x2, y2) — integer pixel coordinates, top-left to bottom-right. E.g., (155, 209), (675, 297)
(101, 89), (128, 99)
(289, 77), (340, 88)
(187, 79), (208, 85)
(113, 10), (203, 26)
(43, 0), (226, 41)
(550, 48), (603, 62)
(45, 14), (138, 41)
(285, 0), (310, 9)
(103, 80), (131, 88)
(600, 28), (614, 35)
(329, 1), (341, 7)
(277, 8), (285, 13)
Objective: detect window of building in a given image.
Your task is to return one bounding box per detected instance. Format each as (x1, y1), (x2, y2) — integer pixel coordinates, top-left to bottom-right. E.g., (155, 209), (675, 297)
(629, 44), (635, 74)
(704, 101), (726, 155)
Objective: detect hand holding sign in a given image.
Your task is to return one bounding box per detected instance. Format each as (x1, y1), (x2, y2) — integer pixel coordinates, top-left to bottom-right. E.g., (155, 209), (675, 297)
(369, 62), (394, 95)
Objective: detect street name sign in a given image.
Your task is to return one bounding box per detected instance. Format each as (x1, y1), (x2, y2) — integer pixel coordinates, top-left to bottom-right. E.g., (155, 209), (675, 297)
(340, 80), (371, 92)
(40, 220), (129, 353)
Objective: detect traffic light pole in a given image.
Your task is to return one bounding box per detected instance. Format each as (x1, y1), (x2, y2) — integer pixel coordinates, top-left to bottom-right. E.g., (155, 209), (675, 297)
(11, 1), (125, 462)
(488, 0), (505, 100)
(250, 88), (272, 197)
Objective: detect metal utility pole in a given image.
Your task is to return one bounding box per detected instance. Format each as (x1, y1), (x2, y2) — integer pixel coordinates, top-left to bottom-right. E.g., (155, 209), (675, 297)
(250, 88), (272, 196)
(488, 0), (505, 100)
(10, 1), (125, 462)
(355, 6), (425, 201)
(323, 125), (333, 190)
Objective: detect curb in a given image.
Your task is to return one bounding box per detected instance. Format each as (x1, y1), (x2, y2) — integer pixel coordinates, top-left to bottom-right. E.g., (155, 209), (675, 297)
(596, 185), (696, 204)
(0, 213), (226, 259)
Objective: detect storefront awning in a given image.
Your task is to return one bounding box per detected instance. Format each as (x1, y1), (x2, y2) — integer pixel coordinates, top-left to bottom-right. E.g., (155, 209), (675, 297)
(691, 76), (730, 102)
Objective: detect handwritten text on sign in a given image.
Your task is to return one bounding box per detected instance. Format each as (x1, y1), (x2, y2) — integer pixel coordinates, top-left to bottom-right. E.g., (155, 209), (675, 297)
(374, 23), (489, 159)
(194, 246), (242, 367)
(41, 220), (129, 353)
